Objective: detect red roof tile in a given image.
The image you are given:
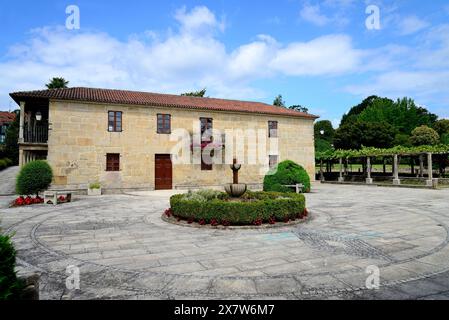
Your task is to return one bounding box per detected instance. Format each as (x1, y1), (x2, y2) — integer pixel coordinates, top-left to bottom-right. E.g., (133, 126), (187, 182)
(0, 111), (16, 126)
(10, 87), (318, 119)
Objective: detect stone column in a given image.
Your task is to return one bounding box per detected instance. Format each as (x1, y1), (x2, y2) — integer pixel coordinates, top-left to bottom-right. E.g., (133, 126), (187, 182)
(426, 152), (437, 188)
(366, 156), (373, 184)
(419, 154), (424, 177)
(320, 159), (325, 182)
(338, 158), (344, 183)
(393, 154), (401, 185)
(19, 101), (25, 143)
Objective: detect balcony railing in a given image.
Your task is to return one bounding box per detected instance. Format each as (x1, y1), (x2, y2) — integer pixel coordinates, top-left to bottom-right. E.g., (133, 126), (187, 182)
(24, 122), (49, 144)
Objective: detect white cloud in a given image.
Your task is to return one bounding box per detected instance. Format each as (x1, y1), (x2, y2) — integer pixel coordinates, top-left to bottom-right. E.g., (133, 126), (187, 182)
(0, 6), (367, 107)
(397, 15), (429, 35)
(270, 35), (362, 76)
(299, 4), (331, 26)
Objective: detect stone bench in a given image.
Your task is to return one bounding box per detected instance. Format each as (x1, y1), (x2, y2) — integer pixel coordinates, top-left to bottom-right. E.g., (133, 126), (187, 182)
(44, 190), (73, 205)
(283, 184), (304, 194)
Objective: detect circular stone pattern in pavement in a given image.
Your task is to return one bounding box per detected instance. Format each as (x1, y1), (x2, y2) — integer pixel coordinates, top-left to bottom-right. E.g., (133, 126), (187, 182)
(3, 185), (449, 299)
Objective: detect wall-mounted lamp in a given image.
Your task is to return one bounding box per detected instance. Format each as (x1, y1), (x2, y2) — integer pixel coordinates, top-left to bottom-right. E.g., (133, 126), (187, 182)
(35, 112), (42, 121)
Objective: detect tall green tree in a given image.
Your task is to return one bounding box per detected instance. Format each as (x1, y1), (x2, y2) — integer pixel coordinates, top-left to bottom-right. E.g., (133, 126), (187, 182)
(181, 88), (207, 97)
(45, 77), (69, 89)
(289, 105), (309, 113)
(340, 95), (383, 126)
(433, 119), (449, 136)
(273, 95), (285, 107)
(314, 120), (335, 143)
(334, 121), (396, 150)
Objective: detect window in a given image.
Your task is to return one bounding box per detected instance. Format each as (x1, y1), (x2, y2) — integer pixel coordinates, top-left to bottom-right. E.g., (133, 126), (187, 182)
(200, 117), (213, 142)
(157, 114), (171, 134)
(269, 155), (278, 169)
(106, 153), (120, 171)
(108, 111), (122, 132)
(200, 118), (213, 171)
(268, 121), (278, 138)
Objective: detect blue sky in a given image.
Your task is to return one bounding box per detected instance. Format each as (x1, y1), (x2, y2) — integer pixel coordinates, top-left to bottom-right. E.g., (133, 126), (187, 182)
(1, 0), (448, 126)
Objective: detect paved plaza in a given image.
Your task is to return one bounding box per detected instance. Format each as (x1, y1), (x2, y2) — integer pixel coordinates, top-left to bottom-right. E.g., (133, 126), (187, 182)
(1, 184), (449, 300)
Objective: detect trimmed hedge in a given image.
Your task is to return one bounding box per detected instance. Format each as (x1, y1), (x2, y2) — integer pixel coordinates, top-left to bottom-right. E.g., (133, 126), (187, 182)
(16, 160), (53, 196)
(0, 233), (24, 300)
(0, 158), (13, 171)
(170, 190), (306, 226)
(263, 160), (311, 193)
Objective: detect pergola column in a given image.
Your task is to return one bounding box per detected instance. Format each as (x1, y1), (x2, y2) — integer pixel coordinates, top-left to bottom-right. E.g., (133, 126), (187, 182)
(338, 158), (344, 183)
(366, 156), (373, 184)
(19, 101), (25, 143)
(393, 154), (401, 185)
(320, 159), (325, 182)
(426, 152), (437, 188)
(419, 154), (424, 177)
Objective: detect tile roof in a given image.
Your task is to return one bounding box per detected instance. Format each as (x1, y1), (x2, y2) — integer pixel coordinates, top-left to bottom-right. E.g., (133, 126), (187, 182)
(10, 87), (318, 119)
(0, 111), (16, 126)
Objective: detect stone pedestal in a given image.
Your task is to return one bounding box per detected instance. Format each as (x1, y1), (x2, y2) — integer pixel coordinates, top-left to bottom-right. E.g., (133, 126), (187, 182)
(366, 178), (373, 184)
(338, 177), (345, 183)
(426, 178), (438, 189)
(393, 179), (401, 186)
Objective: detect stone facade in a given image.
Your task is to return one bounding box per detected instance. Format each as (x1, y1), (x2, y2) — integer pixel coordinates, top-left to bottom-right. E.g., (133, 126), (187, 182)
(47, 100), (315, 191)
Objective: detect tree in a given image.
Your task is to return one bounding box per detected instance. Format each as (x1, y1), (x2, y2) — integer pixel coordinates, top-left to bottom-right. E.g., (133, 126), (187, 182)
(46, 77), (69, 89)
(410, 126), (440, 146)
(181, 88), (207, 97)
(334, 121), (396, 150)
(433, 119), (449, 136)
(289, 105), (309, 113)
(273, 95), (285, 107)
(3, 110), (19, 165)
(314, 120), (335, 143)
(340, 95), (382, 126)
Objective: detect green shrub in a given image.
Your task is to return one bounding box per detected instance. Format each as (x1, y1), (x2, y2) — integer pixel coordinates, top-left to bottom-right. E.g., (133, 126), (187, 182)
(89, 182), (101, 189)
(263, 160), (311, 193)
(0, 158), (12, 171)
(0, 233), (24, 300)
(170, 191), (306, 225)
(16, 160), (53, 196)
(183, 189), (229, 202)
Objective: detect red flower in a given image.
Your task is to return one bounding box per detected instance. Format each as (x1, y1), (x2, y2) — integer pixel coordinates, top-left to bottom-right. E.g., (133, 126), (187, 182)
(199, 219), (206, 226)
(210, 219), (219, 226)
(268, 217), (276, 225)
(58, 195), (66, 202)
(283, 217), (290, 223)
(24, 196), (33, 205)
(221, 220), (230, 227)
(164, 208), (173, 217)
(303, 208), (309, 217)
(187, 217), (194, 224)
(253, 218), (263, 226)
(14, 197), (25, 206)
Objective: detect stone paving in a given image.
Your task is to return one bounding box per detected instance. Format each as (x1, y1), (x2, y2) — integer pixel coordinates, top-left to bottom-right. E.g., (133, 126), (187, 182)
(1, 184), (449, 300)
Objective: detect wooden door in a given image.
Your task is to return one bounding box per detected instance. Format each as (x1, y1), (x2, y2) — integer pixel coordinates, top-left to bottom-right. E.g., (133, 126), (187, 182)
(155, 154), (172, 190)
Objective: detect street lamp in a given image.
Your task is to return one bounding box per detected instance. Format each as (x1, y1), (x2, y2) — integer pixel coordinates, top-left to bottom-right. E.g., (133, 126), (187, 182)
(35, 112), (42, 122)
(320, 129), (325, 135)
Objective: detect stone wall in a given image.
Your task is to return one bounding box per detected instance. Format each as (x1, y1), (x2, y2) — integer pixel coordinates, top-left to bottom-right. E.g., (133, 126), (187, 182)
(47, 100), (315, 191)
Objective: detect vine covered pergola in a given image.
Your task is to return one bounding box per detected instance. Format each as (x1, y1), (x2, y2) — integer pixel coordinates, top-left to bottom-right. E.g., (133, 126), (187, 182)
(316, 145), (449, 188)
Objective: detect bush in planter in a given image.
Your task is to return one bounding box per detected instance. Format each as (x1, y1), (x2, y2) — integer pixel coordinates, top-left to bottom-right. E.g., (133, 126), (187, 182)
(170, 190), (306, 226)
(89, 182), (101, 190)
(16, 160), (53, 196)
(0, 232), (24, 300)
(263, 160), (311, 193)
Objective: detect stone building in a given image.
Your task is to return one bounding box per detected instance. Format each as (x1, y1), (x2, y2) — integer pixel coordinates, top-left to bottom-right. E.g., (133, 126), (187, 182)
(10, 87), (317, 192)
(0, 111), (16, 144)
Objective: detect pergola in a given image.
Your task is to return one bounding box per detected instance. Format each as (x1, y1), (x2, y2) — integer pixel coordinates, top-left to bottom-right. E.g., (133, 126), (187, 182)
(316, 145), (449, 188)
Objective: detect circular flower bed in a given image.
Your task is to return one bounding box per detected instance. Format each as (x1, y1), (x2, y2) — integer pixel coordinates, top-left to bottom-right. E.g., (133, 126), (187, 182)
(166, 190), (308, 227)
